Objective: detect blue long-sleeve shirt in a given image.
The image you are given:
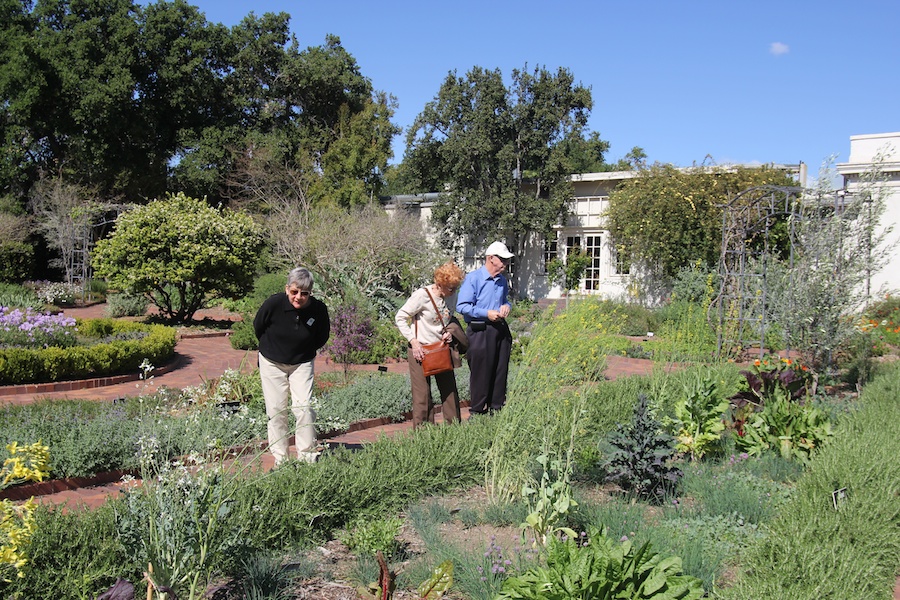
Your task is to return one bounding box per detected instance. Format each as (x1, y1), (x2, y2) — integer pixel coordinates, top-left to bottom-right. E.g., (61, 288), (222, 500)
(456, 266), (510, 322)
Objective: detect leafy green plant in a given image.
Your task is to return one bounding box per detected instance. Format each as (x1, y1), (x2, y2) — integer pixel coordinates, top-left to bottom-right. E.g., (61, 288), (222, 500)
(730, 357), (812, 408)
(732, 397), (833, 463)
(497, 526), (705, 599)
(340, 516), (404, 559)
(0, 283), (42, 310)
(604, 394), (682, 504)
(358, 550), (453, 600)
(520, 450), (578, 548)
(116, 460), (250, 600)
(662, 373), (730, 460)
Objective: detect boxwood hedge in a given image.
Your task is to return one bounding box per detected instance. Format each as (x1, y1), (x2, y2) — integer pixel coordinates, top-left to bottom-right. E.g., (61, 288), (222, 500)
(0, 319), (177, 385)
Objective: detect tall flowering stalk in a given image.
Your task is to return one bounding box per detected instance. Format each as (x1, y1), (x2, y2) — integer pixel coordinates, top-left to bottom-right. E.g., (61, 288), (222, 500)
(0, 307), (77, 349)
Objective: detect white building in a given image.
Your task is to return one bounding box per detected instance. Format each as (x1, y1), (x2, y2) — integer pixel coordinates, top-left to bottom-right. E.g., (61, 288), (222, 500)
(384, 172), (640, 301)
(386, 133), (899, 301)
(836, 132), (900, 297)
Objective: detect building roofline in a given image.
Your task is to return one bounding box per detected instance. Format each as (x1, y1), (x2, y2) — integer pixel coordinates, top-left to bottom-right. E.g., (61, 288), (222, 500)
(836, 161), (900, 175)
(567, 163), (802, 183)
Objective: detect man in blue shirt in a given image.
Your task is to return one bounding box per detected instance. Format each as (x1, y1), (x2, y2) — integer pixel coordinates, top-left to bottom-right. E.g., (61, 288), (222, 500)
(457, 241), (514, 414)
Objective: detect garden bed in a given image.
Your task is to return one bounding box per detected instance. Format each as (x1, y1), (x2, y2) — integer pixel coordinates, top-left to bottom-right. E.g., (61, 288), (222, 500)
(0, 318), (177, 385)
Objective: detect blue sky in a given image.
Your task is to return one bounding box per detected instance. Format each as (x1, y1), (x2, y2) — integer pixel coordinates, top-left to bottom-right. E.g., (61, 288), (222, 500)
(187, 0), (898, 173)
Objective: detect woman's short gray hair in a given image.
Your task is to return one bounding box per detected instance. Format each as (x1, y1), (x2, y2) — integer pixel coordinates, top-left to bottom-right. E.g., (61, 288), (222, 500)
(287, 267), (314, 291)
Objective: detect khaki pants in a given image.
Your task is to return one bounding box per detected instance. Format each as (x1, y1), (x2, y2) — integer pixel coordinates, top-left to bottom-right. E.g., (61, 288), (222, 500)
(259, 353), (317, 464)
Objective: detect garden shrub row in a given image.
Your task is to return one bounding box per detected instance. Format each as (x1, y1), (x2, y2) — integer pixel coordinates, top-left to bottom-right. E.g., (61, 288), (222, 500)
(720, 361), (900, 600)
(0, 319), (176, 385)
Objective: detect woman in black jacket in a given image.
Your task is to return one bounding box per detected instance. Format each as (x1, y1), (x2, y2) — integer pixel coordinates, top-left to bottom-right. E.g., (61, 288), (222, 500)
(254, 267), (330, 464)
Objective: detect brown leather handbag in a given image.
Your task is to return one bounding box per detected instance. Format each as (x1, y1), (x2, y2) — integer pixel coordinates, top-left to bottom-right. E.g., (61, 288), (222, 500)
(418, 288), (454, 377)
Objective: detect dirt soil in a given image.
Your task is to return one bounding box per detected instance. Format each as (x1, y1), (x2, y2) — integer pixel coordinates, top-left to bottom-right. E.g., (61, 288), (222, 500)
(282, 486), (526, 600)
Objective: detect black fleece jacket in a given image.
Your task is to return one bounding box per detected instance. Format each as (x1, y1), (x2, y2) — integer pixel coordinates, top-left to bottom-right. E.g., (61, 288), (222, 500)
(253, 293), (330, 364)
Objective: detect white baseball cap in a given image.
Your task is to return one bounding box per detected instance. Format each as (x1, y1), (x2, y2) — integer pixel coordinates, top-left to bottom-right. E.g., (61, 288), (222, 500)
(485, 241), (514, 259)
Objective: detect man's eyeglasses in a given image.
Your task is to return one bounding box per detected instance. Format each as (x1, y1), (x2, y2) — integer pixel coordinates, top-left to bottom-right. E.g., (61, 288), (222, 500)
(492, 255), (511, 265)
(288, 289), (311, 298)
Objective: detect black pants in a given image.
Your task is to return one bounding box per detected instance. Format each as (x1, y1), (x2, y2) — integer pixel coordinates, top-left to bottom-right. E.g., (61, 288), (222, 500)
(467, 321), (512, 413)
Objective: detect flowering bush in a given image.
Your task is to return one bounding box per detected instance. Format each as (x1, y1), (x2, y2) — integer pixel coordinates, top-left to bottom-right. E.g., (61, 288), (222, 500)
(34, 281), (80, 306)
(0, 307), (77, 349)
(858, 294), (900, 350)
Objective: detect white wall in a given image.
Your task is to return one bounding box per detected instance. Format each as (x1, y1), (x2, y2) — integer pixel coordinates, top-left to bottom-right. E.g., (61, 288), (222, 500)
(837, 132), (900, 296)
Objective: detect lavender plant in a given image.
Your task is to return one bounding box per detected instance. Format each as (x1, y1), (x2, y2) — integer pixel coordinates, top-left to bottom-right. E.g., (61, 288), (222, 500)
(0, 307), (77, 349)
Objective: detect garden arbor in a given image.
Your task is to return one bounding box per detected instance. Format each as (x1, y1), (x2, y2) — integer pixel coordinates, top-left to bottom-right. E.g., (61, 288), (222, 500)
(714, 185), (803, 360)
(715, 180), (884, 369)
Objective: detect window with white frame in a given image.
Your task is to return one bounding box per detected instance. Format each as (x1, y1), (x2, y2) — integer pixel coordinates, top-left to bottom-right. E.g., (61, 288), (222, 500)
(583, 235), (603, 290)
(543, 235), (558, 274)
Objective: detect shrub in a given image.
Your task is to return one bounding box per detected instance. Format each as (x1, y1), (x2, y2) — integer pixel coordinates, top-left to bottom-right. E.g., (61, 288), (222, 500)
(104, 292), (149, 318)
(595, 299), (658, 337)
(326, 301), (375, 376)
(92, 192), (266, 323)
(228, 319), (258, 351)
(0, 319), (176, 385)
(0, 242), (33, 283)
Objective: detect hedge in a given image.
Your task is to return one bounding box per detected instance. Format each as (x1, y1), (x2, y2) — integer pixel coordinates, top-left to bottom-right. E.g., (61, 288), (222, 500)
(0, 319), (177, 385)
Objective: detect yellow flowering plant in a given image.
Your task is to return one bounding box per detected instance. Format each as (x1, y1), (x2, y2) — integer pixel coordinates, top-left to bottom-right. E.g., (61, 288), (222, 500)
(1, 441), (50, 581)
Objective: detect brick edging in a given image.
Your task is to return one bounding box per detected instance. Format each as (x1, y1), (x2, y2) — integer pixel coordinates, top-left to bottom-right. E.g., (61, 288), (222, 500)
(2, 401), (470, 499)
(0, 469), (138, 501)
(0, 355), (184, 397)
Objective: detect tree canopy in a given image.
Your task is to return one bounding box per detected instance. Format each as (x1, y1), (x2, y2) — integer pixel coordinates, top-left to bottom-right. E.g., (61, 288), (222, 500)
(403, 65), (610, 251)
(0, 0), (396, 207)
(604, 164), (799, 282)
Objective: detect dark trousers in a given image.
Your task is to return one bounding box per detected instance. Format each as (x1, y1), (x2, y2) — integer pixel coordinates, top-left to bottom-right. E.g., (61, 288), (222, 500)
(407, 350), (461, 427)
(467, 322), (512, 413)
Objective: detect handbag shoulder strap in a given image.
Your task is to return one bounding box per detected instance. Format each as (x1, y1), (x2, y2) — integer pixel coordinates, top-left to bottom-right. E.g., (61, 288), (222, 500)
(424, 286), (446, 329)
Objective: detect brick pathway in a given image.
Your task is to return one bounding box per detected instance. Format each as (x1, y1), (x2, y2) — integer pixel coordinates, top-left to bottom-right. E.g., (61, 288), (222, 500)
(1, 303), (654, 511)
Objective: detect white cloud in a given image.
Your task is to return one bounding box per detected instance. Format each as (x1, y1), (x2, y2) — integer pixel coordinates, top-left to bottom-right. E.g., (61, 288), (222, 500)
(769, 42), (790, 56)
